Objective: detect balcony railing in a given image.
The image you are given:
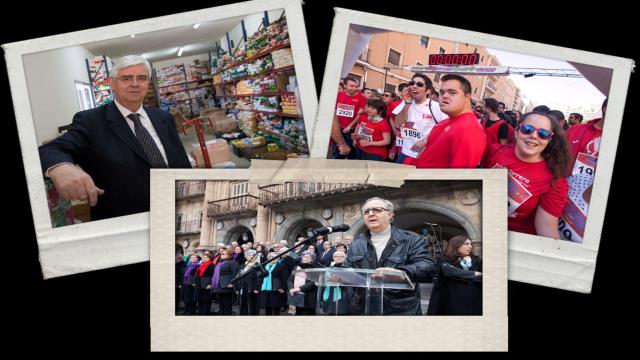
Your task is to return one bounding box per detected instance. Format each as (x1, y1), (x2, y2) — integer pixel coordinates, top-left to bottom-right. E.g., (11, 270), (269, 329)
(176, 219), (202, 234)
(176, 181), (206, 199)
(258, 182), (372, 205)
(485, 81), (497, 92)
(208, 194), (258, 218)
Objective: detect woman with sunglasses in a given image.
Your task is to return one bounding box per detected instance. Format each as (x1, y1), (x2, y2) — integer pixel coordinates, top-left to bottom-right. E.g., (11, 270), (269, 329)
(487, 112), (570, 238)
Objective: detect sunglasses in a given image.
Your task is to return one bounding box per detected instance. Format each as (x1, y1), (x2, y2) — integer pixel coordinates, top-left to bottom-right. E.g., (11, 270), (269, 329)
(518, 124), (554, 140)
(409, 80), (426, 87)
(383, 93), (393, 97)
(362, 207), (389, 215)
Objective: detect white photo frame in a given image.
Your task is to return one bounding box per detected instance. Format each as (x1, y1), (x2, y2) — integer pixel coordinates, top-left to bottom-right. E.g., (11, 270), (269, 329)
(150, 167), (507, 351)
(2, 0), (317, 278)
(312, 8), (634, 293)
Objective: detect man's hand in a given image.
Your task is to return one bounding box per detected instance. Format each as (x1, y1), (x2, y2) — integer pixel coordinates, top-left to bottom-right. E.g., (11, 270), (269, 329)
(338, 144), (351, 155)
(402, 88), (413, 103)
(373, 267), (405, 281)
(48, 164), (105, 206)
(410, 139), (427, 153)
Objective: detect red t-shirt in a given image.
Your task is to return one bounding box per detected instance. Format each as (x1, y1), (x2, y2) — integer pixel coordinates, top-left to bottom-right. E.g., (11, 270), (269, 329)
(487, 144), (569, 235)
(412, 112), (487, 168)
(386, 100), (403, 121)
(355, 114), (391, 159)
(565, 119), (603, 167)
(335, 91), (367, 129)
(481, 118), (508, 167)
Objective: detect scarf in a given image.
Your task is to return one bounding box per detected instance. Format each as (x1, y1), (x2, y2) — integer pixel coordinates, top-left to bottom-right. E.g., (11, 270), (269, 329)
(369, 115), (384, 123)
(261, 262), (277, 291)
(196, 260), (213, 277)
(211, 259), (228, 288)
(322, 285), (342, 301)
(460, 257), (473, 270)
(183, 262), (200, 284)
(322, 269), (342, 301)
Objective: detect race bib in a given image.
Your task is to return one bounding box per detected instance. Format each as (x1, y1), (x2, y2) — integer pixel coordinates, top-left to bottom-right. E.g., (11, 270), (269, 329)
(572, 152), (597, 179)
(560, 152), (598, 243)
(395, 137), (404, 147)
(336, 103), (355, 118)
(357, 124), (373, 142)
(401, 125), (422, 140)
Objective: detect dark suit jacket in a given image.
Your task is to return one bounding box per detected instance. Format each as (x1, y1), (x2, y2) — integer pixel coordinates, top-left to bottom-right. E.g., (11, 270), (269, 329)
(318, 248), (336, 267)
(39, 102), (191, 220)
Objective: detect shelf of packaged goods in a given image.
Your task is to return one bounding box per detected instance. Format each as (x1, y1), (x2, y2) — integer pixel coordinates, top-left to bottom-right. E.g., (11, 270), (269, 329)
(235, 109), (301, 119)
(216, 93), (279, 98)
(212, 42), (291, 74)
(220, 65), (295, 86)
(158, 79), (212, 89)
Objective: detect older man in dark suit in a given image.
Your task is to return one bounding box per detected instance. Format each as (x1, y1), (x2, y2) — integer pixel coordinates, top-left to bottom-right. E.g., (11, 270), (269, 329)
(39, 55), (191, 221)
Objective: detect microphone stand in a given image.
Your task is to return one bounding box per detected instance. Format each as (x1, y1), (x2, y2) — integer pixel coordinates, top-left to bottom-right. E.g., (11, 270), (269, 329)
(229, 231), (321, 285)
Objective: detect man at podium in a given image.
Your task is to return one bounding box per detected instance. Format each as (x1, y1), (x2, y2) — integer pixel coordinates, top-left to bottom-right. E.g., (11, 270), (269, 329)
(346, 197), (436, 315)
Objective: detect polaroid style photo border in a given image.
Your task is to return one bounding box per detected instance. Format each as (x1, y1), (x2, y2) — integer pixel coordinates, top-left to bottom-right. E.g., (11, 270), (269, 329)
(149, 167), (507, 351)
(311, 8), (633, 293)
(2, 0), (317, 279)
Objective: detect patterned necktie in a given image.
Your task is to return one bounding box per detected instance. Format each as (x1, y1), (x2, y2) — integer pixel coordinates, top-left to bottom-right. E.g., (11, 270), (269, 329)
(127, 113), (167, 168)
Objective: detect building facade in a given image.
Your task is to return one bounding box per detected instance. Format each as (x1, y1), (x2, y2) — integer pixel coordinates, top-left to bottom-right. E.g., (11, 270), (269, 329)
(176, 180), (483, 256)
(349, 31), (523, 110)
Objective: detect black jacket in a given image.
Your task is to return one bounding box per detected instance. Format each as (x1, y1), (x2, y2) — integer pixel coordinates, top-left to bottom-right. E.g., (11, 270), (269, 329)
(238, 262), (261, 294)
(427, 256), (482, 315)
(346, 225), (436, 315)
(317, 248), (336, 267)
(257, 261), (289, 308)
(213, 260), (241, 294)
(39, 102), (191, 220)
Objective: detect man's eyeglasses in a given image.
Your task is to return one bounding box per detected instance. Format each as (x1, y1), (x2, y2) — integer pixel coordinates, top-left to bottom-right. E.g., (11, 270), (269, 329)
(115, 75), (149, 83)
(409, 80), (426, 88)
(362, 207), (389, 215)
(383, 93), (393, 97)
(518, 124), (554, 140)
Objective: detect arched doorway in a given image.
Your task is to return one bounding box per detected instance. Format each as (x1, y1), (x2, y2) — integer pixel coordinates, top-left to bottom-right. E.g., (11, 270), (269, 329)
(223, 225), (254, 246)
(274, 215), (327, 247)
(349, 201), (480, 253)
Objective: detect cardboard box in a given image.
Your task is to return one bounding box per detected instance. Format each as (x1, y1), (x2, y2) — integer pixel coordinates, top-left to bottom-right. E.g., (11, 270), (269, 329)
(190, 139), (231, 167)
(211, 117), (238, 133)
(170, 109), (192, 135)
(200, 109), (238, 134)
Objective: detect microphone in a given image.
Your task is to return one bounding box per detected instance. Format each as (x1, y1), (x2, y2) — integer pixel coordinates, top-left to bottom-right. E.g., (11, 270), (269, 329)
(312, 224), (350, 235)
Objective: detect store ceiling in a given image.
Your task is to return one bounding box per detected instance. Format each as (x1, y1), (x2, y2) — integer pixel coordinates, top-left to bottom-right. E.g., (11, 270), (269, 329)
(84, 16), (244, 63)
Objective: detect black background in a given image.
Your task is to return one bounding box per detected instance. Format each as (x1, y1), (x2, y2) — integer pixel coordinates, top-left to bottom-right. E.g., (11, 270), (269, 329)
(2, 0), (634, 353)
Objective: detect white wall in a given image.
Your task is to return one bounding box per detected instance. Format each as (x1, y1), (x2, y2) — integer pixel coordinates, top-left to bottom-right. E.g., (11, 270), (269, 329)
(152, 53), (210, 71)
(23, 45), (96, 144)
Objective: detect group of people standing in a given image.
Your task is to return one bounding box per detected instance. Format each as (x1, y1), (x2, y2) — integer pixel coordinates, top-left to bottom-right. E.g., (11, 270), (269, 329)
(176, 197), (483, 316)
(331, 73), (605, 242)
